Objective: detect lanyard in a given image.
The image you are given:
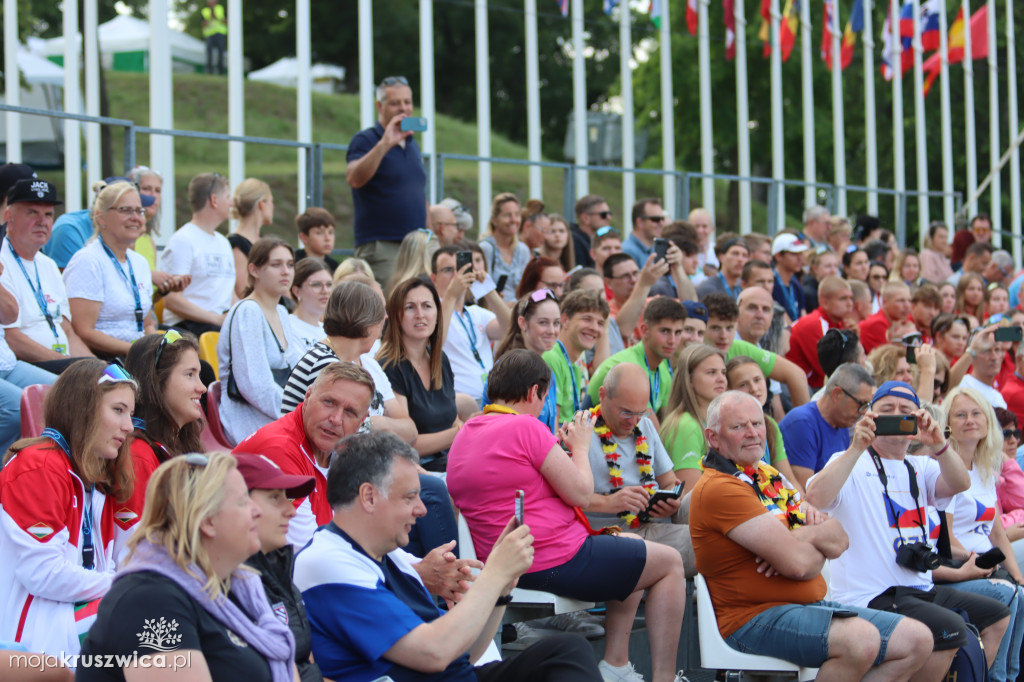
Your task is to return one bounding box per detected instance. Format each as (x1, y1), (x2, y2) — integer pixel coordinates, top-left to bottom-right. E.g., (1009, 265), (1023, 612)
(642, 347), (661, 408)
(98, 237), (143, 332)
(718, 272), (741, 300)
(557, 340), (581, 413)
(43, 427), (95, 570)
(454, 308), (485, 369)
(775, 271), (798, 317)
(7, 238), (59, 340)
(868, 447), (926, 541)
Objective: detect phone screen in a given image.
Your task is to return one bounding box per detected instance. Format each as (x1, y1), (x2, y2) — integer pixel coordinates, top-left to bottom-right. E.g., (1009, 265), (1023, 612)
(875, 415), (918, 436)
(514, 490), (525, 526)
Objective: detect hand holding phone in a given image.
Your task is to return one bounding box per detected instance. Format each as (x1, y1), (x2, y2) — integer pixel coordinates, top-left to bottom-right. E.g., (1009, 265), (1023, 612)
(456, 250), (473, 273)
(653, 238), (669, 262)
(400, 117), (429, 133)
(995, 326), (1024, 343)
(875, 414), (918, 436)
(514, 490), (525, 527)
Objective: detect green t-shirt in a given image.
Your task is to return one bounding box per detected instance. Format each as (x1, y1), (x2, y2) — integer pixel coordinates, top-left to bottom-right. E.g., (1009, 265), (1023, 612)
(542, 342), (588, 425)
(727, 339), (778, 378)
(766, 414), (788, 464)
(586, 342), (673, 415)
(660, 412), (706, 471)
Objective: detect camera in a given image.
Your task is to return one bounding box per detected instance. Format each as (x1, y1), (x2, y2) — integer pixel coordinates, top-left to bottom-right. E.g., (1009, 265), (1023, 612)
(895, 541), (942, 571)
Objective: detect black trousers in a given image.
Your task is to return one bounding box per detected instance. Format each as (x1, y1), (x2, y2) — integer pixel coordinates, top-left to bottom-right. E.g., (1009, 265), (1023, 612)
(206, 34), (226, 74)
(475, 634), (599, 681)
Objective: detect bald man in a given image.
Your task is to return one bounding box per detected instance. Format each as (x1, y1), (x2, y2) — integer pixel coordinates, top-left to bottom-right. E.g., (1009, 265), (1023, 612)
(429, 204), (460, 246)
(586, 362), (695, 576)
(735, 286), (776, 346)
(857, 281), (912, 354)
(787, 277), (854, 390)
(689, 207), (718, 278)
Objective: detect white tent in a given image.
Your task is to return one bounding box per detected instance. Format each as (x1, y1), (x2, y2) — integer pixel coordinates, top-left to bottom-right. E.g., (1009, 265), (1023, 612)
(248, 57), (345, 94)
(0, 47), (66, 166)
(39, 15), (205, 73)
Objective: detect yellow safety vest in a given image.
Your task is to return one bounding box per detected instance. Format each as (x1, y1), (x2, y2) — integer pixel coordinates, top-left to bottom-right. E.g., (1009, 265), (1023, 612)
(201, 4), (227, 37)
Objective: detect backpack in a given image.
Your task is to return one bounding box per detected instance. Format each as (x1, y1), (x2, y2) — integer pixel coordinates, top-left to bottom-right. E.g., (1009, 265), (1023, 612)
(944, 609), (990, 682)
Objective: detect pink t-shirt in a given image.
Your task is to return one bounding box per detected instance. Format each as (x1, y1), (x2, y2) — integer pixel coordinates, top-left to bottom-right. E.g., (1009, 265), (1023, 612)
(447, 413), (589, 572)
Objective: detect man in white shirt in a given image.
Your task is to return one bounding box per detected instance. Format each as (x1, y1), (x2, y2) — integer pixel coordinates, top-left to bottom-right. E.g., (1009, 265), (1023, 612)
(960, 337), (1010, 409)
(162, 172), (235, 335)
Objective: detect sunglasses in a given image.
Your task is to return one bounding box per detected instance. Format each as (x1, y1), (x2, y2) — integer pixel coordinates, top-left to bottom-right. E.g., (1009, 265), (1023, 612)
(588, 210), (613, 219)
(1004, 428), (1022, 441)
(595, 225), (620, 238)
(379, 75), (409, 87)
(154, 329), (184, 368)
(99, 363), (135, 385)
(416, 227), (436, 241)
(529, 288), (558, 303)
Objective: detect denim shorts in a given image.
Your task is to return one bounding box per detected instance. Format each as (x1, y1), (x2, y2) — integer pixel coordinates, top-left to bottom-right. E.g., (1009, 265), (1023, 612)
(725, 601), (905, 668)
(516, 534), (647, 602)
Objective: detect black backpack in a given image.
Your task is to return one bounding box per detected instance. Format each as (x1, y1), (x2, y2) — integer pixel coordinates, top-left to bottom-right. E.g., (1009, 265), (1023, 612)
(945, 609), (990, 682)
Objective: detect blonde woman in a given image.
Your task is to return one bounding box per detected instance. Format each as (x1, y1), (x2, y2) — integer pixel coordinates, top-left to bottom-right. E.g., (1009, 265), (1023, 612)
(78, 452), (297, 682)
(384, 228), (437, 297)
(229, 178), (274, 298)
(479, 193), (531, 304)
(868, 343), (939, 405)
(332, 256), (375, 284)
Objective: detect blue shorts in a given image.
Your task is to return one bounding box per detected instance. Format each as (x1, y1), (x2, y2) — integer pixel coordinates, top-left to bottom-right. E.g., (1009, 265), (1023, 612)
(516, 534), (647, 602)
(726, 601), (905, 668)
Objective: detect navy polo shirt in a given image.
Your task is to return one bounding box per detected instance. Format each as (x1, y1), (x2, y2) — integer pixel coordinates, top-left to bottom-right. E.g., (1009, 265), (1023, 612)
(347, 123), (427, 246)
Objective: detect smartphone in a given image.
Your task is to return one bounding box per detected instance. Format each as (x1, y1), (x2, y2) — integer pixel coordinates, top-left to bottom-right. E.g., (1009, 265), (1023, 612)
(514, 490), (525, 527)
(875, 414), (918, 436)
(456, 250), (473, 273)
(653, 237), (669, 262)
(974, 546), (1006, 570)
(994, 326), (1024, 343)
(645, 482), (685, 510)
(400, 116), (428, 132)
(495, 274), (508, 294)
(906, 345), (917, 364)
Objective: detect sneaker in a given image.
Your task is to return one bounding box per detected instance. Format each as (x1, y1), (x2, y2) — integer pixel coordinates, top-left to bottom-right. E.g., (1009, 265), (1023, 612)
(673, 673), (690, 682)
(598, 660), (646, 682)
(503, 622), (548, 651)
(532, 611), (605, 638)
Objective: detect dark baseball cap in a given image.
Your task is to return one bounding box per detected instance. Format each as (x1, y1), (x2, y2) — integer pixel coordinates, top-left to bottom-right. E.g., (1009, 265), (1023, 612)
(103, 176), (156, 207)
(0, 163), (37, 201)
(682, 300), (709, 324)
(234, 453), (315, 498)
(6, 179), (62, 206)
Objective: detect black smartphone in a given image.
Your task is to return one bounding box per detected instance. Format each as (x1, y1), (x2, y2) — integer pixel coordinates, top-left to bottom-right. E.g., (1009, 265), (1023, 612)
(875, 414), (918, 436)
(514, 490), (525, 527)
(975, 547), (1006, 570)
(646, 483), (685, 510)
(831, 609), (859, 618)
(653, 237), (669, 262)
(906, 345), (917, 364)
(495, 274), (508, 294)
(456, 250), (473, 273)
(994, 326), (1024, 343)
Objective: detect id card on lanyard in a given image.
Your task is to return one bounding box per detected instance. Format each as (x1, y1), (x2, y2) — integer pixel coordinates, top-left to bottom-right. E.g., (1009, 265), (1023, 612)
(557, 340), (582, 413)
(7, 238), (67, 353)
(99, 238), (144, 332)
(454, 308), (489, 387)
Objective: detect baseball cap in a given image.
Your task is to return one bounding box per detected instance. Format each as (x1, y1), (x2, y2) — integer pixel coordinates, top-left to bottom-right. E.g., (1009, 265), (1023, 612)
(681, 300), (709, 324)
(870, 380), (920, 409)
(0, 163), (36, 201)
(771, 233), (810, 256)
(104, 176), (156, 207)
(6, 179), (62, 206)
(234, 454), (316, 498)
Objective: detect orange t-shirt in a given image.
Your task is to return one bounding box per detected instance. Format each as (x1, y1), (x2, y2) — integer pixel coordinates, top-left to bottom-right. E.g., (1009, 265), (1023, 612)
(690, 468), (827, 638)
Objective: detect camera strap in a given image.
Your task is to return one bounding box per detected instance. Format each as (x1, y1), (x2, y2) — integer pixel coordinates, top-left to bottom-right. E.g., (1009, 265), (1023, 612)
(868, 447), (953, 559)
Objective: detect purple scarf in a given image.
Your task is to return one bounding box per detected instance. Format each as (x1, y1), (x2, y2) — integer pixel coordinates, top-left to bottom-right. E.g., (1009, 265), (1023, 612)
(118, 539), (295, 682)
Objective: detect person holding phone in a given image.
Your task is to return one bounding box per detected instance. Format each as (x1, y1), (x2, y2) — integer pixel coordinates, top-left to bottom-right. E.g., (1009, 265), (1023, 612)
(621, 198), (667, 268)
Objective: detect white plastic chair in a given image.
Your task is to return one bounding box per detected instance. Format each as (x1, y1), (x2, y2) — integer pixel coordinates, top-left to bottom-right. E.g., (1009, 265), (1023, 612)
(694, 573), (818, 681)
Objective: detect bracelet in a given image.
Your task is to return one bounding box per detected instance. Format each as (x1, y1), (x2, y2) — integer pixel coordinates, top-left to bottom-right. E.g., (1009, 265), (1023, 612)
(495, 594), (513, 606)
(932, 442), (950, 458)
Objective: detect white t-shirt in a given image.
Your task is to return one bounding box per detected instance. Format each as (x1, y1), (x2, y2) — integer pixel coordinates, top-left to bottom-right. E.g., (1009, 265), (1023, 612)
(0, 240), (70, 353)
(63, 239), (153, 344)
(285, 315), (325, 355)
(444, 304), (496, 401)
(161, 222), (235, 325)
(960, 374), (1008, 409)
(949, 466), (999, 555)
(816, 451), (952, 607)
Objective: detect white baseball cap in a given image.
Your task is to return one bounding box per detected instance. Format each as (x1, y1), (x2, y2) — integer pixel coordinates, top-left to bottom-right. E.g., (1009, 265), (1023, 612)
(771, 233), (811, 256)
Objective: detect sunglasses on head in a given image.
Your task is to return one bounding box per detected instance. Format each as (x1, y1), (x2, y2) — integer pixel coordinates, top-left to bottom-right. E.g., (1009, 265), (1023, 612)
(379, 75), (409, 87)
(529, 289), (557, 303)
(99, 363), (135, 386)
(154, 329), (184, 368)
(596, 225), (619, 238)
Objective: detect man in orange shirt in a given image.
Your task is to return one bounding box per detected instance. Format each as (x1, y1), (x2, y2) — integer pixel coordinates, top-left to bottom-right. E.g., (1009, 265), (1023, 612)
(689, 391), (932, 677)
(857, 281), (912, 354)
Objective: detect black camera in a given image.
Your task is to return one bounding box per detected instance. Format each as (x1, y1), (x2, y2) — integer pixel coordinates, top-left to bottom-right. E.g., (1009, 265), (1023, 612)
(895, 541), (943, 571)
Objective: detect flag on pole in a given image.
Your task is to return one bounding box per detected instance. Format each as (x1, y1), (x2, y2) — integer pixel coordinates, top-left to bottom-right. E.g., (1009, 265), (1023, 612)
(604, 0), (619, 14)
(779, 0), (800, 61)
(898, 0), (940, 50)
(881, 0), (913, 78)
(821, 0), (837, 65)
(724, 0), (736, 58)
(922, 4), (989, 95)
(686, 0), (699, 34)
(649, 0), (664, 28)
(759, 0), (772, 56)
(557, 0), (570, 17)
(838, 0), (864, 69)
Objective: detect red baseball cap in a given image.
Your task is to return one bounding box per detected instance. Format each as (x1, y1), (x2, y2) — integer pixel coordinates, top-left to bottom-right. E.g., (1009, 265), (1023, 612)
(234, 454), (315, 498)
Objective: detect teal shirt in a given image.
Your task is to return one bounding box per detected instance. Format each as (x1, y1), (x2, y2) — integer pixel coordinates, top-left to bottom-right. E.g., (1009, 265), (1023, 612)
(587, 342), (672, 415)
(543, 342), (588, 425)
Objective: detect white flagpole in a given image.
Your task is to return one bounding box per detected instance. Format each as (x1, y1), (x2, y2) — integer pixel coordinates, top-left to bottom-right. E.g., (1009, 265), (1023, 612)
(572, 0), (588, 197)
(358, 0), (374, 130)
(419, 0), (437, 204)
(620, 3), (636, 217)
(4, 0), (20, 163)
(296, 0), (311, 212)
(771, 0), (784, 231)
(84, 0), (100, 181)
(698, 0), (713, 213)
(912, 0), (928, 241)
(831, 0), (846, 217)
(660, 0), (676, 212)
(227, 0), (244, 194)
(525, 0), (542, 199)
(150, 0), (174, 237)
(735, 0), (751, 233)
(938, 0), (954, 227)
(476, 0), (492, 223)
(962, 0), (977, 215)
(891, 0), (906, 231)
(863, 0), (879, 215)
(987, 0), (1000, 245)
(801, 0), (815, 211)
(1006, 0), (1021, 265)
(63, 0), (82, 212)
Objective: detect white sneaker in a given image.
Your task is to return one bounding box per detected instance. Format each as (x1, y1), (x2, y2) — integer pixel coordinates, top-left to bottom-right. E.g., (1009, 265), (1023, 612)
(598, 660), (646, 682)
(532, 611), (606, 638)
(673, 673), (690, 682)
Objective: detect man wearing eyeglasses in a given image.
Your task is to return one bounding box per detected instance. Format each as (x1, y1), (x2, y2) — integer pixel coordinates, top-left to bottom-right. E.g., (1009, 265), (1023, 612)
(570, 194), (613, 269)
(779, 363), (876, 489)
(622, 198), (665, 268)
(346, 76), (428, 287)
(428, 204), (460, 247)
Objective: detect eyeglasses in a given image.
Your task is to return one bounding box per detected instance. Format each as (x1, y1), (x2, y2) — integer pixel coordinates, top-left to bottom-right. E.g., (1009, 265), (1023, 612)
(204, 172), (223, 203)
(839, 386), (870, 414)
(379, 75), (409, 87)
(1003, 428), (1022, 441)
(99, 363), (135, 385)
(595, 226), (619, 238)
(110, 206), (147, 217)
(610, 270), (640, 282)
(529, 288), (557, 303)
(183, 453), (209, 471)
(643, 215), (667, 223)
(617, 407), (651, 420)
(588, 210), (613, 219)
(154, 329), (183, 368)
(540, 280), (566, 293)
(933, 378), (946, 392)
